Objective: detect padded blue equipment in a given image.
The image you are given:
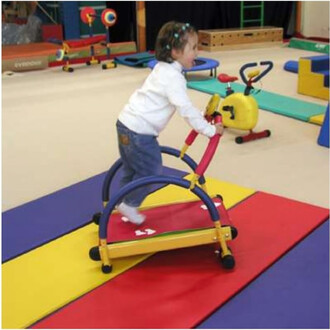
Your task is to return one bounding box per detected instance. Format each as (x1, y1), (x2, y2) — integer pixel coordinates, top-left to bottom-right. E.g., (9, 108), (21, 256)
(114, 52), (155, 67)
(317, 104), (329, 148)
(284, 60), (298, 73)
(309, 55), (329, 73)
(148, 57), (219, 77)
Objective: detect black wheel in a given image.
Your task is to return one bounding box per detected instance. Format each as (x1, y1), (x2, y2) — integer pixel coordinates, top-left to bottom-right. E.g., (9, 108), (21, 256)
(221, 225), (238, 240)
(89, 246), (101, 261)
(216, 194), (223, 201)
(235, 136), (243, 144)
(92, 212), (102, 225)
(102, 264), (112, 274)
(113, 62), (117, 68)
(86, 61), (91, 66)
(230, 226), (238, 239)
(265, 129), (271, 137)
(102, 64), (107, 70)
(221, 254), (235, 269)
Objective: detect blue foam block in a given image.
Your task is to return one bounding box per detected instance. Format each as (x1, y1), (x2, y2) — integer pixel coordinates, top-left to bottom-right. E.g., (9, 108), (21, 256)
(318, 104), (329, 148)
(308, 55), (330, 72)
(284, 60), (298, 73)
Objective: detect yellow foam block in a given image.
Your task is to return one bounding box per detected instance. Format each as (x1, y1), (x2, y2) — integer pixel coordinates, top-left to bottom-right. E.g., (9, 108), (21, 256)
(2, 177), (255, 329)
(309, 114), (325, 125)
(298, 58), (330, 100)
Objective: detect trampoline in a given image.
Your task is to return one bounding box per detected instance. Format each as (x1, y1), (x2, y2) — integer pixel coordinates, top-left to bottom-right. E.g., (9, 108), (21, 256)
(147, 57), (219, 77)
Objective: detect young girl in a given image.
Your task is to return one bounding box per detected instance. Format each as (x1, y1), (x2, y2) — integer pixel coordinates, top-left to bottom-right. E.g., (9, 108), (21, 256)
(116, 21), (224, 225)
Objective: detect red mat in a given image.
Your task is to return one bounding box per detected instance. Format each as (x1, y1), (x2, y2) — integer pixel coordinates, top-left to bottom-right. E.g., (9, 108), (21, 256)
(32, 192), (329, 329)
(108, 198), (227, 242)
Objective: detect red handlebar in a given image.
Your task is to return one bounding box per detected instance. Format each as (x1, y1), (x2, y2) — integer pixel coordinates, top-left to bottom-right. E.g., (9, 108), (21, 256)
(194, 115), (222, 177)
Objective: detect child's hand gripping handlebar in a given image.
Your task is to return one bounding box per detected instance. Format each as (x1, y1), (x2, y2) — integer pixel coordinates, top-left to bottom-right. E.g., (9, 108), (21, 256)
(180, 94), (221, 158)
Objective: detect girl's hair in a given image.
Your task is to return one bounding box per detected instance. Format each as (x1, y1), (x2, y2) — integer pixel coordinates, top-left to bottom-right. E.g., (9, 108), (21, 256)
(155, 21), (197, 63)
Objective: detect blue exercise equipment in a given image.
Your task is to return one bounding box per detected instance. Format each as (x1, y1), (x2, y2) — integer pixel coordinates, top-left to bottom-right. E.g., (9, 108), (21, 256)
(317, 104), (329, 148)
(148, 57), (220, 77)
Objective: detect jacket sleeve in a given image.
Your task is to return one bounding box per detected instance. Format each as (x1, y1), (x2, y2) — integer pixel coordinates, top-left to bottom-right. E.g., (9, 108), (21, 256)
(165, 73), (216, 138)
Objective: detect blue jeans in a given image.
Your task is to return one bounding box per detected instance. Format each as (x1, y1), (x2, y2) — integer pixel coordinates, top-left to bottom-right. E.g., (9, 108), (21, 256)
(116, 120), (163, 207)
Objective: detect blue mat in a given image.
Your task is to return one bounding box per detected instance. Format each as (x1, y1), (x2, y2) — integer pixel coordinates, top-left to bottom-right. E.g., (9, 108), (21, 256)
(1, 166), (186, 262)
(187, 78), (327, 122)
(114, 52), (155, 67)
(198, 220), (329, 329)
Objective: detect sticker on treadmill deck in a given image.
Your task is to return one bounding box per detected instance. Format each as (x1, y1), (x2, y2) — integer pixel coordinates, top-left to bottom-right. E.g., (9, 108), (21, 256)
(200, 202), (221, 210)
(135, 228), (156, 236)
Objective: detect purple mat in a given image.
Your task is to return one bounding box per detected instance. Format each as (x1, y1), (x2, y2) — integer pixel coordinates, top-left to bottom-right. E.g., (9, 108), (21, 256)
(2, 166), (186, 262)
(197, 220), (329, 329)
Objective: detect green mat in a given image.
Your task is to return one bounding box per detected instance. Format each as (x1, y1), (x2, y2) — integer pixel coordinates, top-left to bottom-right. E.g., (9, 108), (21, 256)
(289, 38), (329, 54)
(187, 79), (327, 122)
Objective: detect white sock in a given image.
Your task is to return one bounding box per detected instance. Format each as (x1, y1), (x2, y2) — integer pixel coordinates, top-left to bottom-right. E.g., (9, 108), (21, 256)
(116, 202), (146, 225)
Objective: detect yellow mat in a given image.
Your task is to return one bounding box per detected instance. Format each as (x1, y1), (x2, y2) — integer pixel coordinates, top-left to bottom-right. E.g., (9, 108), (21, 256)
(309, 113), (325, 125)
(2, 176), (255, 329)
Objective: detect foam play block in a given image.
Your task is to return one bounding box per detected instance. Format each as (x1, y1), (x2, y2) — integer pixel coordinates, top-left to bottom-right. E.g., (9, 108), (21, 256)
(298, 56), (330, 100)
(2, 176), (253, 329)
(283, 60), (298, 73)
(309, 113), (325, 125)
(187, 78), (327, 121)
(317, 104), (329, 148)
(31, 191), (329, 329)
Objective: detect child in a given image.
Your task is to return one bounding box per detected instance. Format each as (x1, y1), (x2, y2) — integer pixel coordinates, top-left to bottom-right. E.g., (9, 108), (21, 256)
(116, 21), (224, 225)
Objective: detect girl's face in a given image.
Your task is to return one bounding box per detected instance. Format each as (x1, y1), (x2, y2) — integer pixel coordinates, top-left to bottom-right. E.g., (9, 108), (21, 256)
(172, 32), (198, 69)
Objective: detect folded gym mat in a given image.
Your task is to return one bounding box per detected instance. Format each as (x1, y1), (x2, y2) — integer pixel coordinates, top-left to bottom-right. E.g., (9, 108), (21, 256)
(2, 177), (253, 329)
(284, 60), (298, 73)
(31, 192), (329, 329)
(2, 166), (186, 262)
(197, 220), (329, 329)
(187, 78), (327, 122)
(114, 51), (155, 67)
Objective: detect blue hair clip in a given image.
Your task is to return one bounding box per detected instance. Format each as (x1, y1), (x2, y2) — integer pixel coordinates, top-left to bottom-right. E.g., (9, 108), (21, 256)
(174, 33), (179, 38)
(166, 44), (171, 50)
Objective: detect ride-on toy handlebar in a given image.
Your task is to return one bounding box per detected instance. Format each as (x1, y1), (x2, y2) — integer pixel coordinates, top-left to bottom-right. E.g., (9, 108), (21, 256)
(180, 96), (223, 191)
(239, 61), (274, 85)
